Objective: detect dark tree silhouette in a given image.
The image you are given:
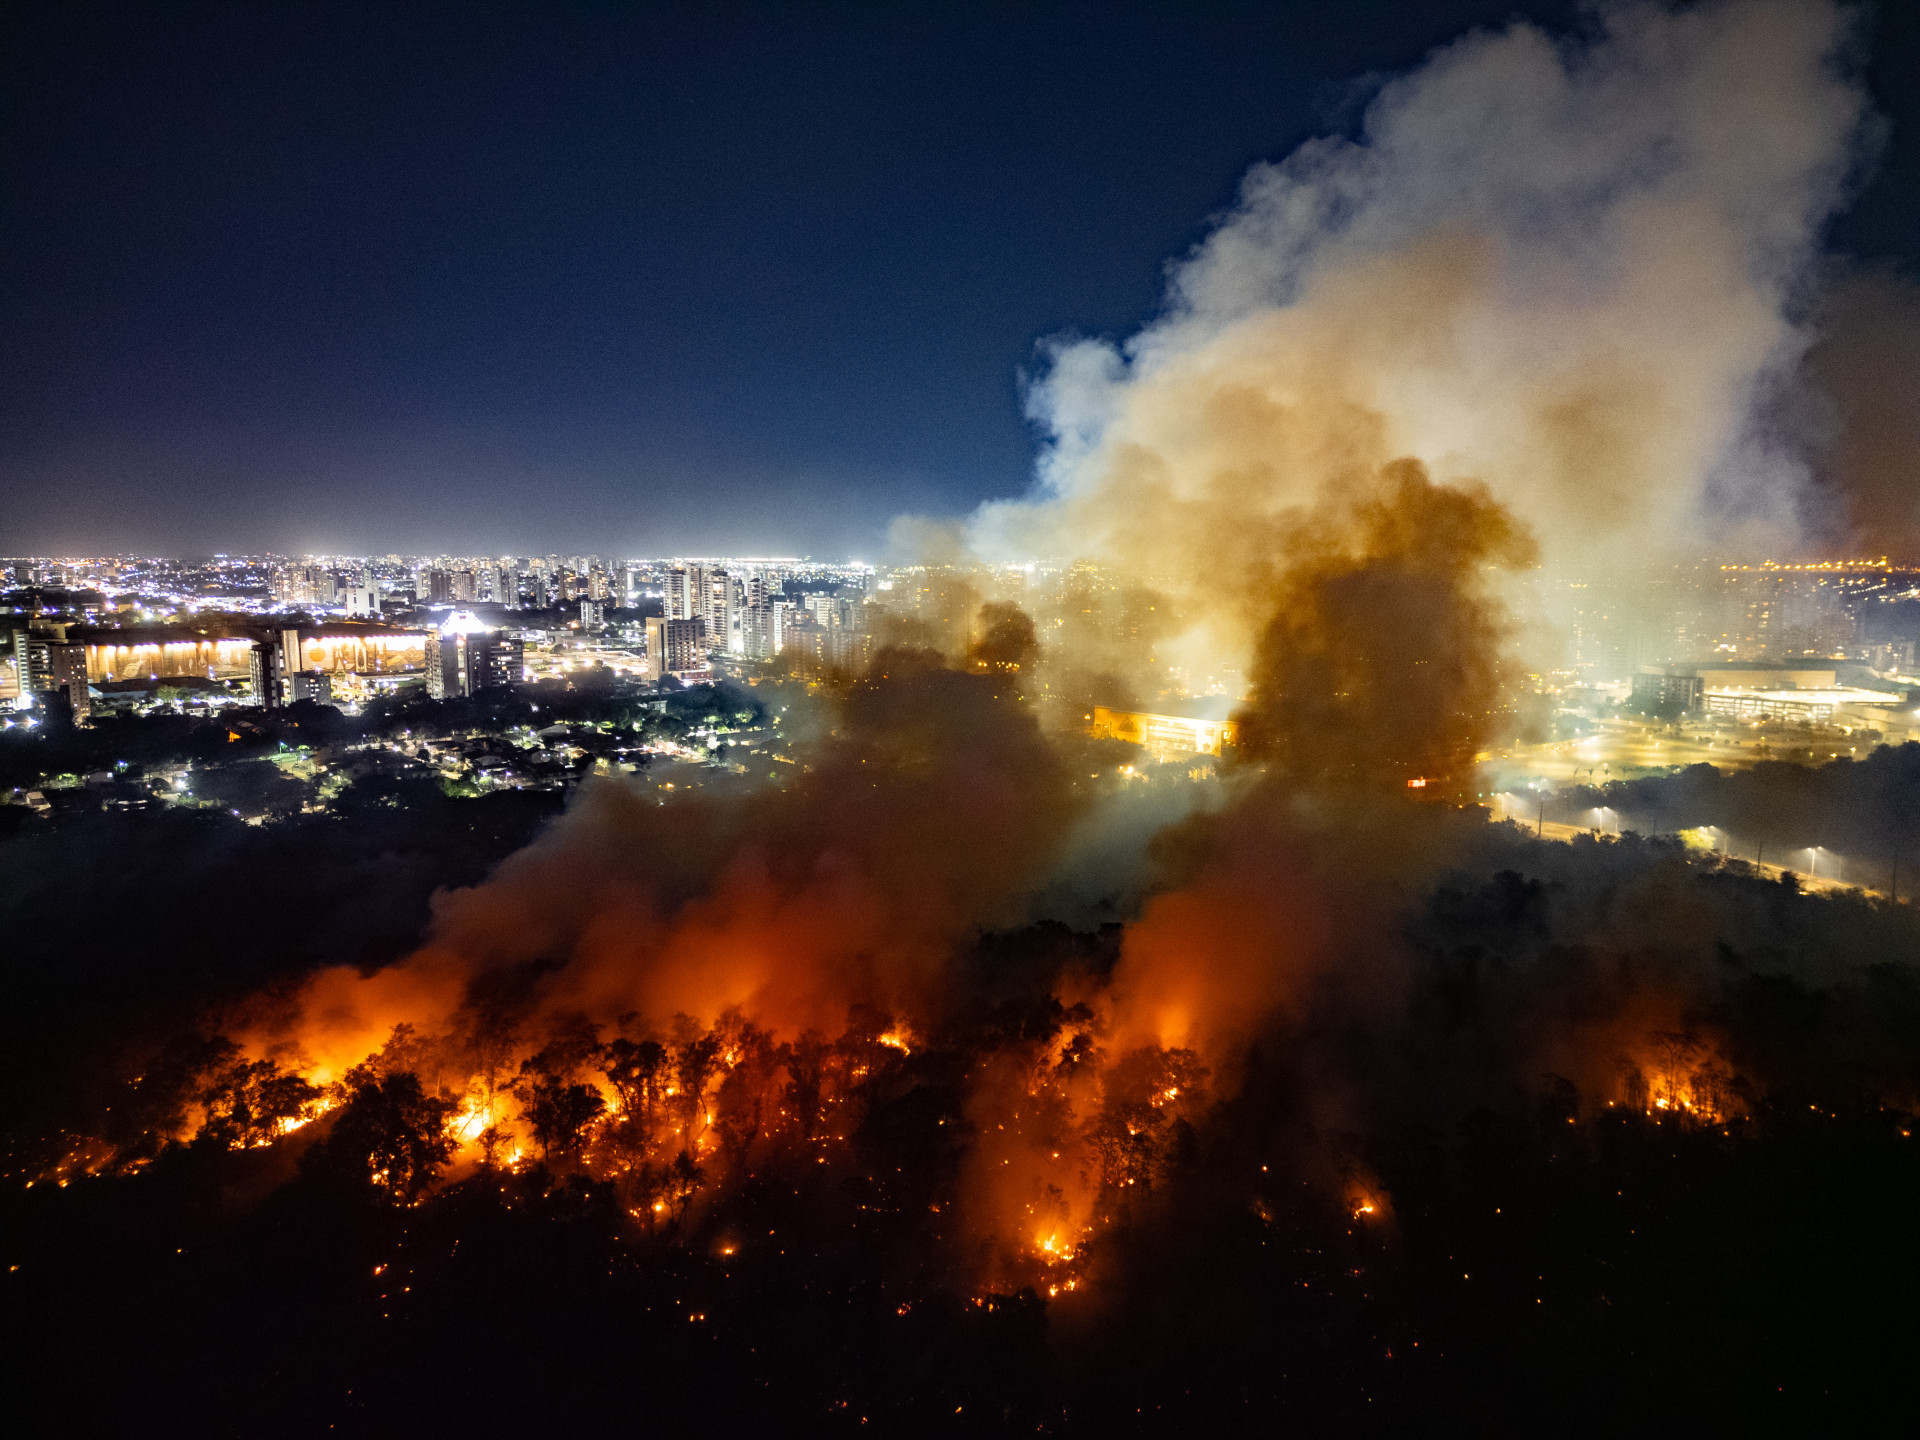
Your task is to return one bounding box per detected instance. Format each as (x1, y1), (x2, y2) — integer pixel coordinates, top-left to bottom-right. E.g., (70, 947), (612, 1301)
(520, 1075), (606, 1171)
(197, 1057), (323, 1149)
(671, 1024), (723, 1151)
(319, 1067), (456, 1201)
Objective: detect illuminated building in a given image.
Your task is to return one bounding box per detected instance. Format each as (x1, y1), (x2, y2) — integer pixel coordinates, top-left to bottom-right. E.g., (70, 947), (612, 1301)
(286, 670), (333, 704)
(1703, 687), (1910, 726)
(779, 617), (873, 677)
(1865, 639), (1918, 674)
(248, 628), (316, 706)
(451, 570), (477, 602)
(47, 641), (89, 720)
(704, 568), (730, 649)
(645, 616), (706, 681)
(425, 611), (523, 698)
(6, 626), (44, 703)
(667, 564), (696, 621)
(73, 625), (424, 686)
(580, 599), (603, 629)
(426, 569), (454, 604)
(1090, 698), (1239, 756)
(249, 641), (283, 707)
(277, 626), (305, 680)
(1692, 662), (1838, 690)
(1, 628), (88, 717)
(1637, 661), (1839, 717)
(826, 627), (873, 673)
(1629, 670), (1705, 712)
(746, 593), (789, 662)
(271, 564), (337, 606)
(720, 570), (747, 657)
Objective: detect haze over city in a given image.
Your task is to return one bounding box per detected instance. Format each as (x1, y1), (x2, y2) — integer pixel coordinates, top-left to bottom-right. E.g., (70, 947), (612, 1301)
(6, 3), (1920, 1435)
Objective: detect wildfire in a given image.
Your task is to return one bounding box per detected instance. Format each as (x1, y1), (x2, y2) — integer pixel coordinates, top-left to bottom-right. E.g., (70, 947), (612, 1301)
(48, 974), (1235, 1309)
(450, 1100), (492, 1145)
(1619, 1031), (1742, 1125)
(270, 1096), (336, 1139)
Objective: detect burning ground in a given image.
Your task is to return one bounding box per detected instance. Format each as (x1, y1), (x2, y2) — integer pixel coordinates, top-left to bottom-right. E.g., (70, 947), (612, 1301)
(11, 472), (1920, 1435)
(12, 2), (1920, 1431)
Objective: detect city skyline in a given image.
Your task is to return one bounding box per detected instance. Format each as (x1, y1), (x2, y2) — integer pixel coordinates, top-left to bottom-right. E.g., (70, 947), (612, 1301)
(5, 1), (1919, 559)
(9, 7), (1920, 1430)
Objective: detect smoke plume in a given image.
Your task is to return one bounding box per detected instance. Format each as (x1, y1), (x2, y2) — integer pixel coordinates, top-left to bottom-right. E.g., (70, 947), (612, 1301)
(21, 12), (1920, 1429)
(243, 654), (1081, 1085)
(977, 0), (1873, 680)
(1800, 266), (1920, 559)
(1232, 458), (1536, 786)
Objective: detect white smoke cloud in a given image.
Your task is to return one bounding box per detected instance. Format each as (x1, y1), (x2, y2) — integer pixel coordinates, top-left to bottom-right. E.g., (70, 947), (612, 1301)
(974, 0), (1872, 662)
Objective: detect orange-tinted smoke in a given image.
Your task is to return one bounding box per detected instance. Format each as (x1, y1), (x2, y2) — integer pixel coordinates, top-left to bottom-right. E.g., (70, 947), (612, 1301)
(1100, 462), (1532, 1072)
(1233, 457), (1537, 788)
(245, 654), (1080, 1075)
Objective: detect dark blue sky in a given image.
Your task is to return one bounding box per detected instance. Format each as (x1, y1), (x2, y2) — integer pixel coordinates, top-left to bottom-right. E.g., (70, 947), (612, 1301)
(4, 1), (1915, 558)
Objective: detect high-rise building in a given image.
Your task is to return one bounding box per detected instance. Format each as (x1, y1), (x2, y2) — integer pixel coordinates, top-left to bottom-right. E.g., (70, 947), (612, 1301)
(588, 568), (610, 602)
(250, 641), (283, 707)
(286, 671), (333, 704)
(278, 628), (305, 679)
(645, 616), (706, 681)
(425, 612), (523, 698)
(673, 563), (714, 628)
(46, 642), (89, 721)
(580, 599), (603, 629)
(344, 584), (380, 618)
(451, 570), (478, 602)
(721, 571), (747, 657)
(745, 597), (789, 662)
(270, 564), (338, 607)
(426, 569), (454, 604)
(6, 627), (46, 704)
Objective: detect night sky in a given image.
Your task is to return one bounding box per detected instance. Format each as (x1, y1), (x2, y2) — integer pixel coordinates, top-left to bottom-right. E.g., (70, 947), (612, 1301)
(4, 1), (1916, 559)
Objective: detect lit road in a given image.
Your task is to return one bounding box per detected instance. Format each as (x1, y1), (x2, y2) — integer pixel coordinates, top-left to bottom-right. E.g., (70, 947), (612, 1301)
(1476, 716), (1904, 898)
(1492, 811), (1898, 903)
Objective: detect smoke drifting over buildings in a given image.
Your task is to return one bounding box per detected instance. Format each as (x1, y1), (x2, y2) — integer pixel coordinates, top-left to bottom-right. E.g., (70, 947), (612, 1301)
(978, 0), (1883, 677)
(8, 3), (1920, 1433)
